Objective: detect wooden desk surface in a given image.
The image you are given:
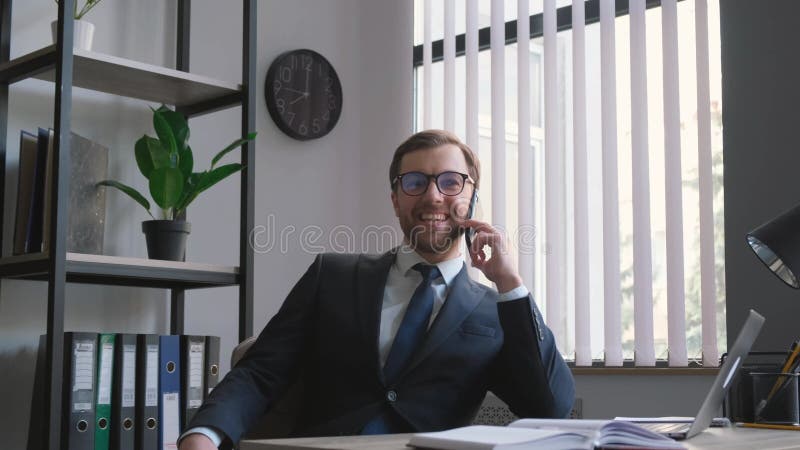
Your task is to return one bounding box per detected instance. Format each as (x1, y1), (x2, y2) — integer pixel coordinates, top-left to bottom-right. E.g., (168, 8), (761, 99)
(240, 427), (800, 450)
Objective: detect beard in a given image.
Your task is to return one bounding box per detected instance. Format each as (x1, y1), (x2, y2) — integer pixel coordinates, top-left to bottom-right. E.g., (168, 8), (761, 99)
(399, 215), (464, 255)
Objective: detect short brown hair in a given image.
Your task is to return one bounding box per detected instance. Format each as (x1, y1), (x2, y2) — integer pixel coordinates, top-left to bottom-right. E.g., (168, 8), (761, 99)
(389, 129), (481, 191)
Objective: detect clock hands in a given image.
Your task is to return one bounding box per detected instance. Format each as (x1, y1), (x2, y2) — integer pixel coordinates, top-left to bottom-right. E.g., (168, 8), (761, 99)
(283, 87), (307, 95)
(283, 86), (309, 105)
(287, 70), (311, 106)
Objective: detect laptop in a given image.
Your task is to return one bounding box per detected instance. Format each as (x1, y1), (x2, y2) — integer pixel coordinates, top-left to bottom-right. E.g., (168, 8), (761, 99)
(635, 309), (765, 440)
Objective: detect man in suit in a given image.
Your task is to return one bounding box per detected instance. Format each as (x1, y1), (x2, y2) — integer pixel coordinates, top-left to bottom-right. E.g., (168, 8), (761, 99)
(180, 130), (574, 449)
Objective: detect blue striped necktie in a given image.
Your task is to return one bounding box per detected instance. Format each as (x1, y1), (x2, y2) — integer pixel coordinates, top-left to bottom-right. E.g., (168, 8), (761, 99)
(361, 263), (441, 434)
(383, 263), (441, 384)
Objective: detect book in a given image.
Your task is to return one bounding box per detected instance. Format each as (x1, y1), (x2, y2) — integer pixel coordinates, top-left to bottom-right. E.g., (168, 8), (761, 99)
(203, 336), (220, 399)
(110, 334), (137, 450)
(41, 130), (109, 254)
(158, 335), (181, 450)
(135, 334), (160, 450)
(63, 332), (100, 450)
(12, 128), (108, 254)
(13, 131), (39, 255)
(95, 333), (116, 450)
(180, 335), (206, 430)
(408, 419), (685, 450)
(27, 333), (101, 449)
(24, 128), (50, 253)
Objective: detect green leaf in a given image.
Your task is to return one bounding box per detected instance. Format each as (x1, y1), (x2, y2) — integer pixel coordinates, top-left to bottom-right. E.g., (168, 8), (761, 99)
(179, 145), (193, 179)
(149, 167), (184, 209)
(174, 172), (204, 213)
(134, 133), (172, 178)
(211, 132), (256, 169)
(97, 180), (151, 213)
(152, 108), (178, 162)
(134, 136), (155, 179)
(143, 136), (171, 171)
(198, 163), (243, 193)
(178, 165), (243, 211)
(157, 105), (190, 151)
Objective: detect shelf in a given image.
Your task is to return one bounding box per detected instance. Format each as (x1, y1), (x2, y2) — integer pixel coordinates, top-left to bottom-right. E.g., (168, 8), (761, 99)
(0, 252), (239, 289)
(0, 46), (243, 116)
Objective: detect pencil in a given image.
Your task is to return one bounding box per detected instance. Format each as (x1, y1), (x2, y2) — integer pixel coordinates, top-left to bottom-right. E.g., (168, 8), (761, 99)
(754, 342), (800, 418)
(738, 422), (800, 431)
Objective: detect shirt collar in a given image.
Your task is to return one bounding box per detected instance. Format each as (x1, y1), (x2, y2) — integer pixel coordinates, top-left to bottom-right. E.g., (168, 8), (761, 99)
(395, 244), (464, 287)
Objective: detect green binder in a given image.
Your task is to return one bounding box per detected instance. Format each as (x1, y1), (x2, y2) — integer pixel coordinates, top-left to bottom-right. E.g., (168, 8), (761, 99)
(95, 333), (115, 450)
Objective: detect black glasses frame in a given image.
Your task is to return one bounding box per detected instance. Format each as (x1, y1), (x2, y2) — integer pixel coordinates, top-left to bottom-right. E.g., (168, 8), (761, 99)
(392, 171), (474, 196)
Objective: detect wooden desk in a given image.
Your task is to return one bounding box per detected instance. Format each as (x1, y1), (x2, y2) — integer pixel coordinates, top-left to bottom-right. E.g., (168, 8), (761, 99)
(240, 427), (800, 450)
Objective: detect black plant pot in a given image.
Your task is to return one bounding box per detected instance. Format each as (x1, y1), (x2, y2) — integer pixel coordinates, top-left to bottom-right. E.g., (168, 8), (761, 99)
(142, 220), (191, 261)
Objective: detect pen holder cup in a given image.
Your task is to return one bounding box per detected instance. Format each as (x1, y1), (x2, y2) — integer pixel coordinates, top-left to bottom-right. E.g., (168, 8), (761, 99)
(751, 372), (800, 425)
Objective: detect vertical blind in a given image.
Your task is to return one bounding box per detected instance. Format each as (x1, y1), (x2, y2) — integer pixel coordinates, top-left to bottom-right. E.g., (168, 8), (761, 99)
(416, 0), (722, 367)
(630, 0), (656, 366)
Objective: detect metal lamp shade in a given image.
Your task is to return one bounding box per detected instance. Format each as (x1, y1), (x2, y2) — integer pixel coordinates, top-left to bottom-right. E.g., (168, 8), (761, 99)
(747, 204), (800, 289)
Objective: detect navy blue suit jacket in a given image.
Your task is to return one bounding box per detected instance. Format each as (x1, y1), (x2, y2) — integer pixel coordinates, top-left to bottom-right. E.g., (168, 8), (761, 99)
(189, 249), (575, 446)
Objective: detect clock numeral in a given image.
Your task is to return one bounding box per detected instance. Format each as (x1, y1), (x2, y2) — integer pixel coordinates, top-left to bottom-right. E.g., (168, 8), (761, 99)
(312, 119), (321, 134)
(273, 80), (282, 95)
(328, 95), (337, 111)
(286, 111), (295, 126)
(302, 55), (312, 71)
(298, 123), (308, 136)
(276, 98), (285, 114)
(322, 110), (330, 121)
(324, 77), (333, 93)
(281, 66), (292, 83)
(291, 55), (297, 70)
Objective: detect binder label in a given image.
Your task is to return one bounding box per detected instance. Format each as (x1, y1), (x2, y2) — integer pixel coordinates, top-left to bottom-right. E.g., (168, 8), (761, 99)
(122, 344), (136, 407)
(146, 344), (158, 407)
(73, 341), (95, 411)
(163, 392), (180, 449)
(189, 342), (204, 407)
(98, 342), (113, 404)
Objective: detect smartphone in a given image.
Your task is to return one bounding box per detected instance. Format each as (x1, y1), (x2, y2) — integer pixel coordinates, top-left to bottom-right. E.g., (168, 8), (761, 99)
(464, 189), (478, 249)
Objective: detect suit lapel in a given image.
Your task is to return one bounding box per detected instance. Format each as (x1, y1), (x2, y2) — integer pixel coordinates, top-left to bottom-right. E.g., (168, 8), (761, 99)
(355, 248), (397, 381)
(400, 265), (486, 378)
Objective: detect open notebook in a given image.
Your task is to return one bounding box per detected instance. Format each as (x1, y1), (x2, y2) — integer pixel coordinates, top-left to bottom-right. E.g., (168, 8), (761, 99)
(408, 419), (685, 450)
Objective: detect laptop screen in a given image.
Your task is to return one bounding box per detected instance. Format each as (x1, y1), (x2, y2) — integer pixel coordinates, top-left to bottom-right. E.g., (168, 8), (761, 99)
(686, 309), (765, 438)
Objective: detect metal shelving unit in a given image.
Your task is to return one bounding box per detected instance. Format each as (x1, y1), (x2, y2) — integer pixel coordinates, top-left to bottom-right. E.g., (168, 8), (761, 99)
(0, 1), (256, 448)
(0, 252), (240, 288)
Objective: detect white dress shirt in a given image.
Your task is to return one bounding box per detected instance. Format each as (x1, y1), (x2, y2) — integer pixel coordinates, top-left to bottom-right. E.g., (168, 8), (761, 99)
(180, 247), (528, 448)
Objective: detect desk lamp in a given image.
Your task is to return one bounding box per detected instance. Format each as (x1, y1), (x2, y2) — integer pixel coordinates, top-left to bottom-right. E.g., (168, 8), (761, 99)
(747, 204), (800, 288)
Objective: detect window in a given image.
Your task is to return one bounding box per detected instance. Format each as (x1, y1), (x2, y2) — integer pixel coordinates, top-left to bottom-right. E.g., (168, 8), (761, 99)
(413, 0), (726, 366)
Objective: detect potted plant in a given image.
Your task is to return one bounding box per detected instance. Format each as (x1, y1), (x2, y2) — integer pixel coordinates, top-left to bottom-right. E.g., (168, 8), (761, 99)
(98, 105), (256, 261)
(52, 0), (105, 51)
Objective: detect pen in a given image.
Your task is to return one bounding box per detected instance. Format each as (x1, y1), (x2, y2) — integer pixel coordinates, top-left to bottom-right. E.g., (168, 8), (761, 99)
(737, 422), (800, 431)
(754, 341), (800, 418)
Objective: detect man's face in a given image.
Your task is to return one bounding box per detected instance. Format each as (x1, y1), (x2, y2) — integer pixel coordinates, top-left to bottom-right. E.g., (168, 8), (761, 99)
(391, 144), (474, 259)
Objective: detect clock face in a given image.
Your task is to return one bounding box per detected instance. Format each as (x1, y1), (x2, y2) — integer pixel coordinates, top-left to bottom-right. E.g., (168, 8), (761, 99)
(265, 49), (342, 141)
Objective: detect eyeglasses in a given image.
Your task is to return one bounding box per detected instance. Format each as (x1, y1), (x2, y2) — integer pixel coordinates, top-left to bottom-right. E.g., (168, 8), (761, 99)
(393, 171), (474, 196)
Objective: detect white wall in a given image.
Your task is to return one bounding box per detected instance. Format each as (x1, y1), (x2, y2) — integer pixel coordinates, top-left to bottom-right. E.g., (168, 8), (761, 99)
(182, 0), (413, 379)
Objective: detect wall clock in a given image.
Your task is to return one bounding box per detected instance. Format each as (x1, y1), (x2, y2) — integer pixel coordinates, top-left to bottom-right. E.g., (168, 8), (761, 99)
(264, 49), (343, 141)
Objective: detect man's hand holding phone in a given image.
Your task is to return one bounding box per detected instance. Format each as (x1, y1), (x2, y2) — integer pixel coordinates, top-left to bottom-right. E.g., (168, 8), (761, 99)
(462, 218), (523, 293)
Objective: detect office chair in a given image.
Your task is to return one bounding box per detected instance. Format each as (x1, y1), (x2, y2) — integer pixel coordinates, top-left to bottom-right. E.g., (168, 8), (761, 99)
(230, 337), (304, 439)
